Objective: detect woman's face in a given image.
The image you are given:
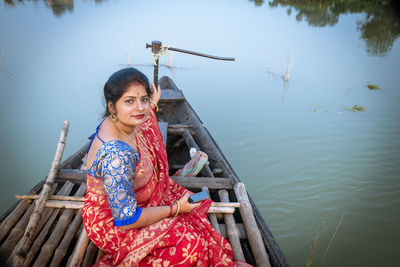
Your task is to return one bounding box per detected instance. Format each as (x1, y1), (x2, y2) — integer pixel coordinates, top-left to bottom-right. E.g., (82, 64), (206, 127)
(110, 82), (150, 129)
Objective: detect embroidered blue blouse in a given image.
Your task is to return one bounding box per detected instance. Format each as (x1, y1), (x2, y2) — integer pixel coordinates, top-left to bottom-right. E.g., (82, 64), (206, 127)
(88, 140), (142, 226)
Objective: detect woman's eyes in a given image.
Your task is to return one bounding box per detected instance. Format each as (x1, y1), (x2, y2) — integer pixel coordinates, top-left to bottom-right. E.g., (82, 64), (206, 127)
(124, 98), (150, 104)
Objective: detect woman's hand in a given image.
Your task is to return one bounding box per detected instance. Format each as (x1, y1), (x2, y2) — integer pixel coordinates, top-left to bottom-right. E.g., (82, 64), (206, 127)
(176, 192), (201, 215)
(151, 82), (161, 105)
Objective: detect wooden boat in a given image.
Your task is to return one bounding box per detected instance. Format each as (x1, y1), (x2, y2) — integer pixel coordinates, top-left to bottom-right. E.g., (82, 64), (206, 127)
(0, 76), (289, 267)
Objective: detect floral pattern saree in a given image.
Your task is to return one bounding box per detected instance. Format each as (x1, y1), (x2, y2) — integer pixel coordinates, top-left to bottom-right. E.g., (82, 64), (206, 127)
(82, 109), (237, 266)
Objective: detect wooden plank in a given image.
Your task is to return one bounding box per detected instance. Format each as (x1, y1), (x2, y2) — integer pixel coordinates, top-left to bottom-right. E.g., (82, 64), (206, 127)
(50, 212), (83, 266)
(58, 169), (87, 182)
(203, 186), (221, 234)
(218, 190), (245, 262)
(218, 223), (247, 240)
(67, 227), (89, 267)
(234, 183), (270, 267)
(82, 241), (97, 267)
(57, 169), (234, 190)
(33, 183), (87, 267)
(4, 182), (73, 265)
(25, 209), (61, 267)
(32, 200), (235, 214)
(172, 176), (233, 190)
(0, 200), (31, 243)
(159, 89), (185, 102)
(17, 194), (240, 208)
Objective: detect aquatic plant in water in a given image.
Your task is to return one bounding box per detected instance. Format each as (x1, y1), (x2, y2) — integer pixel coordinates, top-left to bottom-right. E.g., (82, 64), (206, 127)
(366, 83), (380, 90)
(349, 105), (366, 112)
(306, 211), (344, 267)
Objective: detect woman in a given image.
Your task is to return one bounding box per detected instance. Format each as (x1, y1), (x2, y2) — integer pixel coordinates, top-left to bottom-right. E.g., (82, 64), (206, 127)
(82, 68), (238, 266)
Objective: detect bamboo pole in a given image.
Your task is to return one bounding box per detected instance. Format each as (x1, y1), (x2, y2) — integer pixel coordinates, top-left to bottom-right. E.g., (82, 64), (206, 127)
(234, 183), (270, 267)
(0, 184), (58, 261)
(16, 195), (240, 208)
(0, 204), (35, 260)
(67, 227), (89, 267)
(45, 200), (83, 209)
(50, 212), (83, 266)
(202, 186), (221, 234)
(95, 249), (105, 263)
(5, 182), (72, 266)
(81, 241), (97, 267)
(218, 223), (247, 240)
(218, 190), (245, 262)
(0, 200), (31, 243)
(30, 199), (235, 213)
(14, 120), (69, 266)
(15, 195), (85, 202)
(33, 183), (87, 267)
(23, 209), (60, 267)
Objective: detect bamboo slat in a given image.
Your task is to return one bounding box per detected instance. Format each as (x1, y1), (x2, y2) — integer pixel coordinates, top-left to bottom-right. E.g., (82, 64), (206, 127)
(57, 169), (235, 190)
(6, 182), (73, 266)
(33, 183), (87, 267)
(15, 195), (85, 202)
(95, 249), (105, 263)
(23, 209), (61, 267)
(218, 223), (247, 240)
(81, 241), (97, 267)
(234, 183), (270, 267)
(0, 200), (31, 243)
(34, 199), (235, 214)
(0, 184), (59, 261)
(202, 186), (221, 234)
(45, 200), (83, 209)
(0, 203), (35, 260)
(218, 190), (245, 262)
(50, 211), (83, 266)
(17, 194), (240, 208)
(14, 121), (70, 266)
(67, 228), (89, 267)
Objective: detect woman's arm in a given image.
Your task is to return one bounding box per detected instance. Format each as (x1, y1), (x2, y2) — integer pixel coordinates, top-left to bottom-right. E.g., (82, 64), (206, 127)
(121, 193), (200, 230)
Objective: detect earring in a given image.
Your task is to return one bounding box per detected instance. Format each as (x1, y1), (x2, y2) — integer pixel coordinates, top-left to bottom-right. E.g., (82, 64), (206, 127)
(150, 100), (159, 112)
(109, 113), (118, 123)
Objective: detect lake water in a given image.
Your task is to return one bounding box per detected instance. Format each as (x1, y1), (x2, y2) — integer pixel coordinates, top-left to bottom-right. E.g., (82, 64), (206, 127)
(1, 1), (399, 266)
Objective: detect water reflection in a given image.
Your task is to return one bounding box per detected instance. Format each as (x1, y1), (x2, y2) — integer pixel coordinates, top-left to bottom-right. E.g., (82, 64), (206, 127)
(268, 0), (400, 57)
(4, 0), (105, 17)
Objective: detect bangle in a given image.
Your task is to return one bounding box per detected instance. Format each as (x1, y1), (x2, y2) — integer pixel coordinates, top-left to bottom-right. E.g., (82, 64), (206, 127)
(150, 100), (159, 112)
(173, 200), (181, 217)
(168, 203), (174, 217)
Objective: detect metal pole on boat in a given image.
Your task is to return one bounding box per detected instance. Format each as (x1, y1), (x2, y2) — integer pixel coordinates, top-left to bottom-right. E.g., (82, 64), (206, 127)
(147, 40), (162, 88)
(146, 40), (235, 88)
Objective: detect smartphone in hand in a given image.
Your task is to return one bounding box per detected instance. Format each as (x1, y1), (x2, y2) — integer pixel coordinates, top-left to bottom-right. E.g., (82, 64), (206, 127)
(188, 190), (210, 203)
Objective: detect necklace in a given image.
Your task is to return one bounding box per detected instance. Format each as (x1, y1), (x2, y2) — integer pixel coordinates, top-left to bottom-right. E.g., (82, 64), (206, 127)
(113, 121), (157, 177)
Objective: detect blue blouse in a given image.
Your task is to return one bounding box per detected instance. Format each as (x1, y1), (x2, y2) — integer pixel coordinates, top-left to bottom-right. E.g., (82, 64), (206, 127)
(88, 140), (142, 226)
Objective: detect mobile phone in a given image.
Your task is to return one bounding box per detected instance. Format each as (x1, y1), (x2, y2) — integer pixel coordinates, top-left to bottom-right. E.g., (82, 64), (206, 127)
(188, 190), (210, 203)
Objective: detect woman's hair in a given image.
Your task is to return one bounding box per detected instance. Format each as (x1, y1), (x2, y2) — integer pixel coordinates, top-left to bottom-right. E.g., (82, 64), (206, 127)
(103, 68), (152, 117)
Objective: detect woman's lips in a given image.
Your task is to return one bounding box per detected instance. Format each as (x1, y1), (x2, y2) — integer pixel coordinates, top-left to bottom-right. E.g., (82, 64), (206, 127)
(133, 114), (144, 119)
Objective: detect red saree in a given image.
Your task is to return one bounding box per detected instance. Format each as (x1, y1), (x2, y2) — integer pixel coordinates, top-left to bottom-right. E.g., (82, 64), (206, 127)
(82, 109), (236, 266)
